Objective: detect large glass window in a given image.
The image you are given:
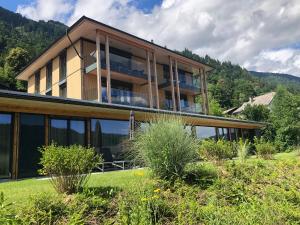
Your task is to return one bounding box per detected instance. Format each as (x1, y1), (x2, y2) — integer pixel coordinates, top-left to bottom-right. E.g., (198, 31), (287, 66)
(70, 120), (85, 145)
(50, 119), (68, 146)
(196, 126), (217, 140)
(50, 118), (85, 146)
(91, 119), (129, 162)
(59, 82), (67, 98)
(46, 62), (52, 90)
(0, 114), (12, 178)
(59, 51), (67, 81)
(19, 114), (45, 177)
(35, 71), (40, 93)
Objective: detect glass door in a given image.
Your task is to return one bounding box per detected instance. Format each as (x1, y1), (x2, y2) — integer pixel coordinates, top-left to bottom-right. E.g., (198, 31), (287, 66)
(0, 114), (12, 179)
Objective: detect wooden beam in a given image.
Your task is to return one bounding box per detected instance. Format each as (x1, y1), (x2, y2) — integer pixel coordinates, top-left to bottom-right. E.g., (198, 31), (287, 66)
(45, 115), (49, 146)
(200, 68), (207, 114)
(169, 57), (176, 111)
(175, 60), (181, 111)
(105, 35), (111, 103)
(153, 52), (159, 109)
(96, 29), (102, 103)
(203, 68), (209, 115)
(146, 51), (153, 108)
(12, 113), (20, 179)
(86, 119), (91, 146)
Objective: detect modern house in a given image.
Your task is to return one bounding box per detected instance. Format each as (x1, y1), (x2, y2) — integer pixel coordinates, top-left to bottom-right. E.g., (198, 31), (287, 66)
(0, 16), (264, 179)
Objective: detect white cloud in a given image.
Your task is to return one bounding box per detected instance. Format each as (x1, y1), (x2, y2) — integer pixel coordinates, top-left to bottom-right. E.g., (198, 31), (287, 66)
(16, 0), (73, 22)
(16, 0), (300, 77)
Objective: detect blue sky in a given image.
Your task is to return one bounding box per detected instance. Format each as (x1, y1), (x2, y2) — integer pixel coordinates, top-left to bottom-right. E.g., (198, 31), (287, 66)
(0, 0), (162, 13)
(0, 0), (300, 76)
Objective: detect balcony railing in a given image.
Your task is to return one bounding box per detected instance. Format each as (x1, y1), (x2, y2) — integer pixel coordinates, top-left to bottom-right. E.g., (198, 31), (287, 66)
(163, 101), (202, 114)
(102, 87), (149, 107)
(159, 79), (201, 92)
(84, 53), (147, 80)
(181, 103), (202, 113)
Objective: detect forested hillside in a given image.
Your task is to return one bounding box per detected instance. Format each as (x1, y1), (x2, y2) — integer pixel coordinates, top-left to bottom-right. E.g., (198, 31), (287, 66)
(0, 6), (67, 90)
(180, 49), (300, 109)
(0, 6), (299, 110)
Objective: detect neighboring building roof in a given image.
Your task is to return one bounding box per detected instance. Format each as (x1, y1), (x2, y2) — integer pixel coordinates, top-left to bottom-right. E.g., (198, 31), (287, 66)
(0, 89), (265, 129)
(17, 16), (213, 81)
(233, 92), (276, 114)
(222, 107), (238, 115)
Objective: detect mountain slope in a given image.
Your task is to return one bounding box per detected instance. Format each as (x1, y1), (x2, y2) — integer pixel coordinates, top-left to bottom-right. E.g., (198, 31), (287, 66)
(0, 7), (67, 90)
(250, 71), (300, 94)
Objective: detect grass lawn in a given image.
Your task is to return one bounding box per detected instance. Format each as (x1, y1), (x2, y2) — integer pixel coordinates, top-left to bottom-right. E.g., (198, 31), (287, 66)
(0, 169), (149, 208)
(1, 151), (298, 207)
(0, 151), (299, 224)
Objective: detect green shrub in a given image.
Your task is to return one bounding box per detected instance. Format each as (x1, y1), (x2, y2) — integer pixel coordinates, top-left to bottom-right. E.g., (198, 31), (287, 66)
(133, 116), (198, 181)
(0, 192), (19, 224)
(20, 193), (67, 224)
(236, 138), (250, 163)
(39, 144), (102, 194)
(198, 139), (236, 163)
(254, 137), (276, 159)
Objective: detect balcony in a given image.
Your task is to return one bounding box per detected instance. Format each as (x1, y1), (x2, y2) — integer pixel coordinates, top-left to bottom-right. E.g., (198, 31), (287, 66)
(84, 52), (148, 83)
(163, 101), (202, 114)
(159, 78), (201, 95)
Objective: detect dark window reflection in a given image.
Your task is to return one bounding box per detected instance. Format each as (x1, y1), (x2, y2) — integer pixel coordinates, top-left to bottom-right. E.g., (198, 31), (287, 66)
(70, 120), (85, 145)
(19, 114), (45, 177)
(0, 114), (12, 178)
(196, 126), (217, 140)
(50, 119), (68, 146)
(91, 119), (129, 162)
(50, 118), (86, 146)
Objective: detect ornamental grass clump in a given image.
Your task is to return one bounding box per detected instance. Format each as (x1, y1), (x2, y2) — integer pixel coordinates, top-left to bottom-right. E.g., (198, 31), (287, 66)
(237, 138), (250, 163)
(133, 116), (198, 181)
(39, 144), (102, 194)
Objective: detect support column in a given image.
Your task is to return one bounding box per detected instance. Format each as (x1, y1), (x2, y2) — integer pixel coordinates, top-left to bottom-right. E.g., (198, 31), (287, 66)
(169, 57), (176, 111)
(153, 52), (160, 109)
(175, 59), (181, 111)
(45, 115), (49, 146)
(12, 113), (20, 179)
(203, 68), (209, 114)
(200, 68), (207, 114)
(96, 29), (102, 103)
(105, 35), (111, 103)
(147, 51), (153, 108)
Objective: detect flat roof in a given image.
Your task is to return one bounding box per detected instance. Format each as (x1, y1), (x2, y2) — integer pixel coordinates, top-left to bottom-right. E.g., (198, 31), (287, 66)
(17, 16), (213, 80)
(0, 89), (265, 129)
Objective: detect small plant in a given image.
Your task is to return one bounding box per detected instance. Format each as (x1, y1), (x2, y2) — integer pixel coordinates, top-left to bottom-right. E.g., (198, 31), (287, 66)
(39, 144), (102, 194)
(236, 138), (250, 163)
(254, 137), (276, 159)
(20, 193), (67, 224)
(198, 139), (235, 163)
(133, 116), (198, 181)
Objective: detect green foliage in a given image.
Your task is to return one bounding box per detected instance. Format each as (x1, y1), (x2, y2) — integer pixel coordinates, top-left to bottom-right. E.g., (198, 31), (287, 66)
(242, 104), (270, 122)
(39, 144), (102, 194)
(0, 7), (66, 91)
(236, 138), (250, 163)
(198, 139), (236, 162)
(254, 137), (276, 159)
(270, 86), (300, 149)
(0, 192), (19, 224)
(208, 93), (223, 116)
(133, 116), (198, 181)
(20, 193), (67, 224)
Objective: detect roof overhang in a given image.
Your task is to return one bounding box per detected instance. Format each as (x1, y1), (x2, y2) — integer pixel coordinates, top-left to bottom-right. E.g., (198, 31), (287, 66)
(0, 90), (265, 129)
(17, 16), (213, 81)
